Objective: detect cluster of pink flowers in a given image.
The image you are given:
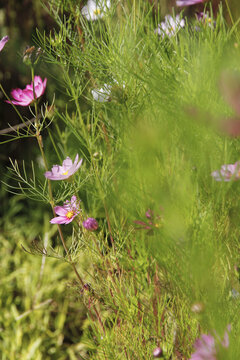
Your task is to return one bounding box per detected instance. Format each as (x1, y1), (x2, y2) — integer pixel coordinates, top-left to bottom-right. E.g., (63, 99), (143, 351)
(190, 326), (230, 360)
(154, 0), (207, 39)
(45, 155), (98, 229)
(2, 37), (98, 230)
(212, 161), (240, 182)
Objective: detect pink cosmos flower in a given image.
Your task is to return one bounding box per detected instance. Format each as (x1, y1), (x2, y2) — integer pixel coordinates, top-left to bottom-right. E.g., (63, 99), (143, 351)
(211, 161), (240, 181)
(50, 195), (80, 224)
(6, 75), (47, 106)
(44, 155), (83, 180)
(83, 217), (99, 231)
(176, 0), (204, 6)
(190, 334), (217, 360)
(190, 327), (230, 360)
(0, 36), (9, 52)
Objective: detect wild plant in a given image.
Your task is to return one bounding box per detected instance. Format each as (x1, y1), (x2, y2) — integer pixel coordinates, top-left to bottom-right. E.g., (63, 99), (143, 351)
(1, 0), (240, 359)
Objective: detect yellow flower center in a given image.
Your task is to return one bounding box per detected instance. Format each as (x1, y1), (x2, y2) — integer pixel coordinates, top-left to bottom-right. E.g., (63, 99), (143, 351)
(62, 170), (69, 175)
(66, 211), (74, 219)
(94, 8), (101, 15)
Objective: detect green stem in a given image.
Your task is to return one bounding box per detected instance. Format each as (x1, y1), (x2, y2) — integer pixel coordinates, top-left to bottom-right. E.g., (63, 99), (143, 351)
(225, 0), (240, 42)
(133, 0), (136, 34)
(38, 132), (84, 286)
(62, 66), (88, 140)
(92, 159), (115, 251)
(225, 0), (234, 26)
(47, 127), (62, 163)
(30, 67), (85, 287)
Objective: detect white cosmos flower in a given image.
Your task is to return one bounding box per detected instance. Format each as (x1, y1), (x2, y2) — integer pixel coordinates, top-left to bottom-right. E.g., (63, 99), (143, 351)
(91, 80), (125, 102)
(155, 15), (185, 38)
(81, 0), (111, 21)
(91, 84), (112, 102)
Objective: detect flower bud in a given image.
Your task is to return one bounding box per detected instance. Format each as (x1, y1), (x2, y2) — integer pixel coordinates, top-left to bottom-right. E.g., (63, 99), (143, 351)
(153, 347), (163, 358)
(83, 217), (98, 231)
(191, 302), (204, 313)
(145, 209), (154, 219)
(23, 46), (35, 65)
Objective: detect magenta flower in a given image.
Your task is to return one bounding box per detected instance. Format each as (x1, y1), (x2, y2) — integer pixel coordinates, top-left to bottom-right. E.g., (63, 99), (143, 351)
(6, 75), (47, 106)
(190, 327), (230, 360)
(176, 0), (204, 6)
(83, 218), (98, 231)
(0, 36), (9, 52)
(44, 155), (83, 180)
(50, 195), (80, 224)
(211, 161), (240, 181)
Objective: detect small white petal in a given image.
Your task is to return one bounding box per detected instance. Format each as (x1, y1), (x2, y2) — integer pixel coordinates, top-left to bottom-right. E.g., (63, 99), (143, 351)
(81, 0), (110, 21)
(92, 84), (111, 102)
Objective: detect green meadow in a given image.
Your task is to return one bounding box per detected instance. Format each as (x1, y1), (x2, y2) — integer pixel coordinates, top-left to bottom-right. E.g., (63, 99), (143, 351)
(1, 0), (240, 358)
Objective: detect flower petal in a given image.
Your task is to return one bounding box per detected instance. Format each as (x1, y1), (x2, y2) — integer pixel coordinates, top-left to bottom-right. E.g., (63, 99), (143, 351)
(54, 206), (68, 216)
(50, 216), (67, 224)
(0, 36), (9, 52)
(6, 75), (47, 107)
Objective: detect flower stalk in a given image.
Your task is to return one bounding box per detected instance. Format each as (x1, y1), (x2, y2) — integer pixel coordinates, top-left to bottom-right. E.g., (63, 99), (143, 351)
(30, 67), (85, 287)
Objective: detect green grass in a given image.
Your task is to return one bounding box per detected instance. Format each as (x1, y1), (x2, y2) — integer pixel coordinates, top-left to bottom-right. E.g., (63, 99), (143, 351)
(2, 0), (240, 358)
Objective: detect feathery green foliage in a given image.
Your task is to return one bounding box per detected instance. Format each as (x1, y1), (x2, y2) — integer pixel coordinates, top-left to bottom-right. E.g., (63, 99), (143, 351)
(2, 0), (240, 359)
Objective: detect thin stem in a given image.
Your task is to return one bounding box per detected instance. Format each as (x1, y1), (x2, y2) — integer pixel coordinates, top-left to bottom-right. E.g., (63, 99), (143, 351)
(93, 305), (106, 335)
(225, 0), (240, 43)
(47, 127), (62, 162)
(57, 225), (84, 286)
(133, 0), (136, 34)
(225, 0), (234, 26)
(0, 83), (33, 134)
(102, 122), (111, 155)
(0, 116), (37, 135)
(91, 235), (104, 259)
(103, 202), (115, 250)
(37, 134), (84, 286)
(30, 67), (85, 288)
(62, 66), (88, 140)
(92, 159), (115, 250)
